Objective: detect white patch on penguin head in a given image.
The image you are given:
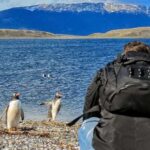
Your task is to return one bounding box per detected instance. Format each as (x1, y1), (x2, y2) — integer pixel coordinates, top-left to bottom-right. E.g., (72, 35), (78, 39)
(55, 91), (63, 99)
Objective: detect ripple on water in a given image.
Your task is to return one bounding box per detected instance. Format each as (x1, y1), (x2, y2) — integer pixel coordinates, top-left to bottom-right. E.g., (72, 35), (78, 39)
(0, 39), (150, 121)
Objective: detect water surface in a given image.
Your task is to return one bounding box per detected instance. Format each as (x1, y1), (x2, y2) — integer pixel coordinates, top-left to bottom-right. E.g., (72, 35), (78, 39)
(0, 39), (150, 121)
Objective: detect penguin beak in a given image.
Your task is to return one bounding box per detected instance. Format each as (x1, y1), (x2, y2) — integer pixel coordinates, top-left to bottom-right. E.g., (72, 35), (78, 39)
(16, 93), (20, 97)
(13, 92), (20, 99)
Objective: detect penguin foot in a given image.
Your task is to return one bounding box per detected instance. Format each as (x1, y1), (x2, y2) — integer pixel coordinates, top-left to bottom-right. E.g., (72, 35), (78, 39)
(47, 118), (52, 122)
(8, 127), (17, 133)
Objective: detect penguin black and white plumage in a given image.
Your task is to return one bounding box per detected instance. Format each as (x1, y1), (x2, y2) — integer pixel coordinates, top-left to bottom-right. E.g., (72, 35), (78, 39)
(6, 93), (24, 132)
(40, 91), (62, 121)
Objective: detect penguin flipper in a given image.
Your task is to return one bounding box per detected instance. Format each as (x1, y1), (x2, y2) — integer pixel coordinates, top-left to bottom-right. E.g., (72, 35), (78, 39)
(40, 100), (52, 106)
(48, 103), (52, 118)
(57, 103), (61, 114)
(0, 105), (9, 125)
(40, 102), (47, 105)
(21, 108), (24, 121)
(5, 105), (9, 125)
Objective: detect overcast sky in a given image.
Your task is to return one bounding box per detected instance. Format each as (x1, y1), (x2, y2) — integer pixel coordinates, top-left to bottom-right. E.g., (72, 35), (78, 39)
(0, 0), (149, 11)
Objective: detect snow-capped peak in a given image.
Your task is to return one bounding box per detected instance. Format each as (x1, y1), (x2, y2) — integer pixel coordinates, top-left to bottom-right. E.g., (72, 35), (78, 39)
(104, 3), (148, 14)
(26, 3), (105, 13)
(25, 2), (150, 15)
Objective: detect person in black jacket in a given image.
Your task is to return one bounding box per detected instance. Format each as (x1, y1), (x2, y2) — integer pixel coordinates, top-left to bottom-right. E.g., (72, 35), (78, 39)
(78, 41), (150, 150)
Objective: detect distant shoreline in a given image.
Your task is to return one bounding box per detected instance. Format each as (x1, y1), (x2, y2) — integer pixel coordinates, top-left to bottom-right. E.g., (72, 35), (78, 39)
(0, 27), (150, 39)
(0, 37), (149, 40)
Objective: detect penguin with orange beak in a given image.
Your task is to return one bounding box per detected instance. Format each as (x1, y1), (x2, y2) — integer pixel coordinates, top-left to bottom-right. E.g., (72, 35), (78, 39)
(6, 93), (24, 132)
(40, 91), (62, 121)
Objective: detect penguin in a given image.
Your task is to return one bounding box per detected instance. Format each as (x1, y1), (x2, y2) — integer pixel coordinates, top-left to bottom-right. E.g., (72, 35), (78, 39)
(40, 91), (62, 121)
(42, 73), (52, 79)
(42, 74), (47, 78)
(47, 74), (51, 78)
(6, 93), (24, 132)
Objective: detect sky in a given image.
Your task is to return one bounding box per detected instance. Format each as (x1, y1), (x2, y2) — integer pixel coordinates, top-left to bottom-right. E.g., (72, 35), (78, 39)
(0, 0), (149, 11)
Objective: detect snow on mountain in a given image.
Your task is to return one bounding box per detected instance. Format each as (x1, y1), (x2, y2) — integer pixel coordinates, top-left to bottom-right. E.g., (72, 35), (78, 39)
(104, 3), (147, 14)
(0, 2), (150, 35)
(25, 2), (150, 15)
(25, 3), (105, 13)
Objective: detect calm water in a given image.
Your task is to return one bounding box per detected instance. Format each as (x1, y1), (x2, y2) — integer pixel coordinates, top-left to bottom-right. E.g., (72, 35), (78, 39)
(0, 39), (150, 121)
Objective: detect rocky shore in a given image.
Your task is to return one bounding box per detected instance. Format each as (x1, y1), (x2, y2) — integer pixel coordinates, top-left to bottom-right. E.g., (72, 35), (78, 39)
(0, 120), (80, 150)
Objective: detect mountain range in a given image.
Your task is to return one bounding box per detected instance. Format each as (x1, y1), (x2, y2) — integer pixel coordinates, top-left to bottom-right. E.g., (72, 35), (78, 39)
(0, 3), (150, 35)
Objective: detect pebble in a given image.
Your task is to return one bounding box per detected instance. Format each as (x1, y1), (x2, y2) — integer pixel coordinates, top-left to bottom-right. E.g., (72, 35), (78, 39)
(0, 120), (80, 150)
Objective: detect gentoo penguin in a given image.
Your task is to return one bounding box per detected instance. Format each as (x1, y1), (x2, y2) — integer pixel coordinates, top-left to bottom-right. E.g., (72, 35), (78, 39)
(42, 74), (47, 78)
(42, 73), (52, 78)
(40, 91), (62, 121)
(6, 93), (24, 132)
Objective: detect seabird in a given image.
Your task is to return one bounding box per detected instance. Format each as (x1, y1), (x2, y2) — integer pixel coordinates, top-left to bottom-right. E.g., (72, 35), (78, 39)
(40, 91), (62, 121)
(6, 93), (24, 132)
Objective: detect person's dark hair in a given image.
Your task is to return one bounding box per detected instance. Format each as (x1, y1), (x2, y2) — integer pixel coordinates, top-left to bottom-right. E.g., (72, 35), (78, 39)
(124, 41), (150, 54)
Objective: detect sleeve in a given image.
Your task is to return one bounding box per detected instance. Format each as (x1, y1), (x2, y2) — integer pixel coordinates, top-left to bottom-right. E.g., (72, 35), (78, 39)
(83, 69), (103, 120)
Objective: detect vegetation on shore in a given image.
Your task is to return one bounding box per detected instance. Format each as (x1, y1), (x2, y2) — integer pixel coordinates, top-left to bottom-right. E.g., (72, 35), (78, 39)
(0, 27), (150, 39)
(89, 27), (150, 38)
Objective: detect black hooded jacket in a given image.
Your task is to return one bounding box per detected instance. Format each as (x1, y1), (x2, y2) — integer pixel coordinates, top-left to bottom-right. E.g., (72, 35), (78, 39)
(83, 51), (150, 150)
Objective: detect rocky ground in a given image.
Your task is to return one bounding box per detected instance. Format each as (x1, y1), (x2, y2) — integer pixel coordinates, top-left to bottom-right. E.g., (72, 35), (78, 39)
(0, 120), (80, 150)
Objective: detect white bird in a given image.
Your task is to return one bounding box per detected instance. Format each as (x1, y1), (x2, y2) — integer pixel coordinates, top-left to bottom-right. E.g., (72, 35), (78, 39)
(5, 93), (24, 132)
(40, 91), (62, 121)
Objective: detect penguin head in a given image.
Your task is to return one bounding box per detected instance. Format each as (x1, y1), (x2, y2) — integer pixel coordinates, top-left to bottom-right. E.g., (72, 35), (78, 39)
(12, 92), (20, 100)
(55, 91), (63, 99)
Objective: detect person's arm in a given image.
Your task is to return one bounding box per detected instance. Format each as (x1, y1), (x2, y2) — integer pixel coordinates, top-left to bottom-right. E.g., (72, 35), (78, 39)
(83, 69), (103, 120)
